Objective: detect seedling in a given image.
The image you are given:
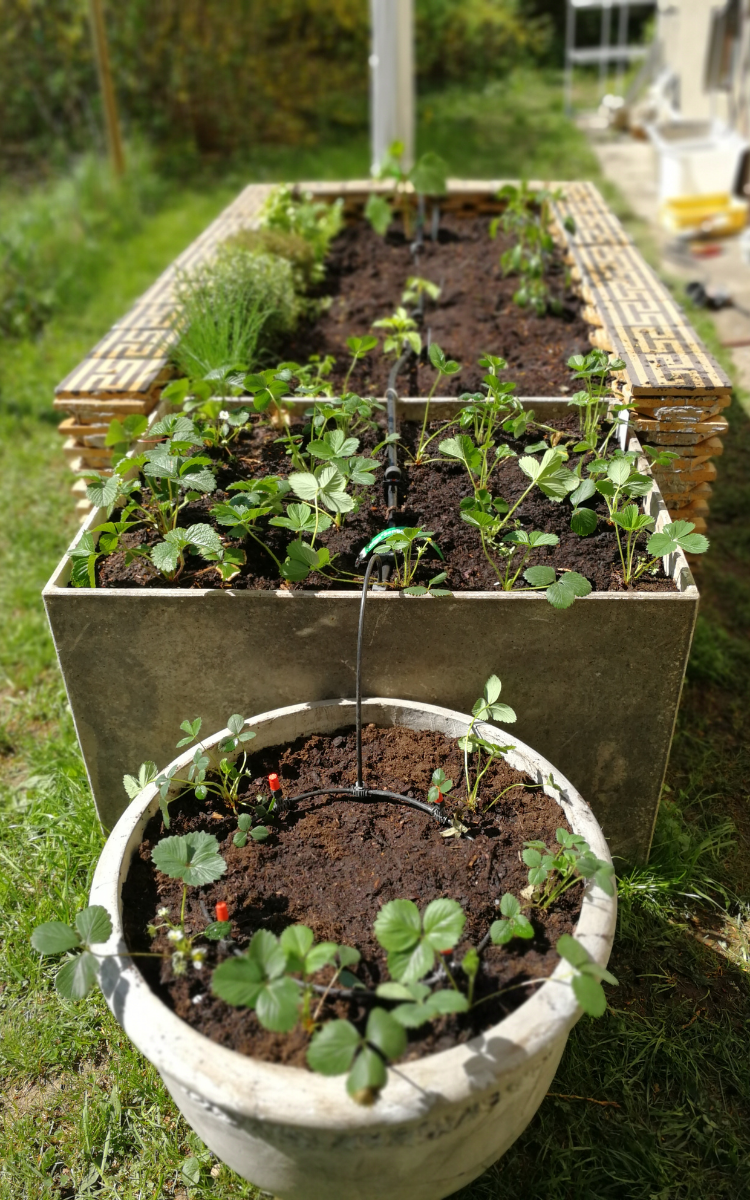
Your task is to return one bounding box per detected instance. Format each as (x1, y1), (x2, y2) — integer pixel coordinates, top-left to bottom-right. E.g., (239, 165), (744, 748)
(343, 334), (379, 392)
(491, 183), (566, 316)
(566, 350), (628, 452)
(489, 894), (534, 944)
(366, 143), (448, 238)
(401, 276), (441, 308)
(522, 828), (615, 910)
(458, 676), (516, 809)
(125, 714), (257, 827)
(372, 306), (422, 360)
(414, 342), (461, 464)
(428, 768), (453, 804)
(377, 527), (449, 595)
(585, 452), (709, 583)
(233, 799), (272, 846)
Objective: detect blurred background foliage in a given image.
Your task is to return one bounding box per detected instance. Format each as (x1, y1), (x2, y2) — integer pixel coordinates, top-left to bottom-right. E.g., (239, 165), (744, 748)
(0, 0), (552, 172)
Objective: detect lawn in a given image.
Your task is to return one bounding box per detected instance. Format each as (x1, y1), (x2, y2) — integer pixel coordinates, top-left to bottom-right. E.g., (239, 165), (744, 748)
(1, 72), (749, 1199)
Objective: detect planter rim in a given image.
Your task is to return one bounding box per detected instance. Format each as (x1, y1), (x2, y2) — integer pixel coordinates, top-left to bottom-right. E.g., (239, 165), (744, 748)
(90, 695), (617, 1132)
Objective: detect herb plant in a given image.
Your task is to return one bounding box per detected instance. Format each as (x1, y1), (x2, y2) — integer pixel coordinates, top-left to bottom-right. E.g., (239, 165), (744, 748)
(490, 183), (567, 316)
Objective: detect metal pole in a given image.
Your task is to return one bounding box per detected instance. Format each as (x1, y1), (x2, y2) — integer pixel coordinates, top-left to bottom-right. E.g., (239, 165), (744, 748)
(564, 0), (576, 116)
(369, 0), (414, 173)
(600, 0), (612, 96)
(89, 0), (125, 175)
(616, 3), (629, 92)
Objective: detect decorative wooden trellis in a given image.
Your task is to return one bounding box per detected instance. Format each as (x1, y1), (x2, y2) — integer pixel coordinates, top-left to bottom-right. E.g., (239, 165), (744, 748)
(55, 178), (729, 532)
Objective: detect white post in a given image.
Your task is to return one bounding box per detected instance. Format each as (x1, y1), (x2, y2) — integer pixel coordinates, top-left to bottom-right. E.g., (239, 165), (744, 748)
(369, 0), (414, 174)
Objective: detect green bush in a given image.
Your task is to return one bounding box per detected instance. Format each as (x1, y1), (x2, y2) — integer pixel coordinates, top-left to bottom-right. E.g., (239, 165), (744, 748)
(0, 1), (551, 169)
(0, 144), (166, 339)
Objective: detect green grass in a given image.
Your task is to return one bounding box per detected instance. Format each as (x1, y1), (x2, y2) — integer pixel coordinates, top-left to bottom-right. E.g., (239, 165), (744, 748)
(1, 70), (749, 1199)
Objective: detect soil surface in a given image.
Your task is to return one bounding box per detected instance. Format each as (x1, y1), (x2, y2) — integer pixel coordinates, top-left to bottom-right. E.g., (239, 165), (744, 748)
(285, 215), (593, 396)
(123, 725), (585, 1066)
(96, 415), (676, 594)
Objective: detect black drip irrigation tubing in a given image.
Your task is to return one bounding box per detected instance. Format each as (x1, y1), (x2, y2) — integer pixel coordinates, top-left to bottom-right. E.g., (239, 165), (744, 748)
(275, 554), (451, 831)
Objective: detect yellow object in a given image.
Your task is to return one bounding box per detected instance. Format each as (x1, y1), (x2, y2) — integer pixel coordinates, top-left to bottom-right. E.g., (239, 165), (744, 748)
(660, 192), (748, 237)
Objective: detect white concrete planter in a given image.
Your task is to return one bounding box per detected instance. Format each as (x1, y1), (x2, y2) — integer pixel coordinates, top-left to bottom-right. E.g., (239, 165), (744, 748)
(90, 696), (617, 1200)
(45, 406), (698, 862)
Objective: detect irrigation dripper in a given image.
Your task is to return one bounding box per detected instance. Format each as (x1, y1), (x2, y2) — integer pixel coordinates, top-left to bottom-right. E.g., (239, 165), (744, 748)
(270, 553), (451, 829)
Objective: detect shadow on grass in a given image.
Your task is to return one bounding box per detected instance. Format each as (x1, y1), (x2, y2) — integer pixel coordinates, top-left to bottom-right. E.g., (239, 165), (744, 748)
(452, 326), (750, 1200)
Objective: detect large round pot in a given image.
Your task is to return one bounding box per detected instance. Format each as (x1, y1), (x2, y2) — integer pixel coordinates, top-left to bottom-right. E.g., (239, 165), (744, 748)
(90, 697), (617, 1200)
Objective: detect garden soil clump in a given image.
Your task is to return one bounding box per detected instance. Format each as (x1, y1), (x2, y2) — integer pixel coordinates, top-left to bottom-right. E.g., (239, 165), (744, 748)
(123, 724), (583, 1068)
(288, 215), (592, 396)
(95, 417), (676, 594)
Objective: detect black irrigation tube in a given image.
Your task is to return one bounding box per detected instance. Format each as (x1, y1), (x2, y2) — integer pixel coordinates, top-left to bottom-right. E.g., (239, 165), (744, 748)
(276, 552), (451, 830)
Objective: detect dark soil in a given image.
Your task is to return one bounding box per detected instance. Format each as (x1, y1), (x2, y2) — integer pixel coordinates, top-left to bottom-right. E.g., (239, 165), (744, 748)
(95, 415), (676, 594)
(285, 216), (593, 396)
(122, 724), (584, 1067)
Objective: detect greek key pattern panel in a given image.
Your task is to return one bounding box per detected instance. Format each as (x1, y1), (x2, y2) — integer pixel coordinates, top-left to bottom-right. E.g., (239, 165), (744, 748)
(89, 327), (180, 359)
(55, 357), (171, 399)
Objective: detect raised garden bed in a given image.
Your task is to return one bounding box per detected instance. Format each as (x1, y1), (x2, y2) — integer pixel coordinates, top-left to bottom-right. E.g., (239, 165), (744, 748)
(44, 182), (708, 862)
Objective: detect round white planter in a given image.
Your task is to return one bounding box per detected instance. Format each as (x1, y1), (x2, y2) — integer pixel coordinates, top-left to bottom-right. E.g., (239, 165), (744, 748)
(90, 697), (617, 1200)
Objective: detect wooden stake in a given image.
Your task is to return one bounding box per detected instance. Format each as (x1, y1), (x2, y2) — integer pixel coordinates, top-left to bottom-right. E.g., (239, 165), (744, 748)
(89, 0), (125, 176)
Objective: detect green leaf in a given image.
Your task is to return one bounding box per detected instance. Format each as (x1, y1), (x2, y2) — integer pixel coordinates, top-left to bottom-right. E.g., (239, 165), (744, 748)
(572, 973), (607, 1017)
(211, 956), (264, 1007)
(484, 675), (502, 704)
(409, 151), (448, 195)
(255, 975), (301, 1032)
(181, 1158), (202, 1187)
(365, 193), (392, 236)
(251, 826), (270, 842)
(612, 505), (653, 533)
(55, 951), (99, 1000)
(428, 989), (469, 1014)
(499, 893), (521, 918)
(556, 933), (590, 969)
(373, 899), (421, 953)
(422, 898), (465, 951)
(347, 1045), (387, 1102)
(387, 941), (435, 984)
(307, 1019), (361, 1075)
(366, 1007), (407, 1061)
(305, 942), (338, 974)
(571, 507), (598, 537)
(151, 831), (227, 886)
(31, 921), (80, 955)
(524, 565), (556, 587)
(123, 761), (158, 799)
(607, 458), (631, 486)
(204, 921), (232, 941)
(280, 924), (314, 960)
(75, 906), (112, 945)
(337, 945), (361, 968)
(490, 919), (512, 945)
(569, 478), (596, 507)
(546, 571), (591, 609)
(648, 521), (709, 557)
(150, 540), (180, 575)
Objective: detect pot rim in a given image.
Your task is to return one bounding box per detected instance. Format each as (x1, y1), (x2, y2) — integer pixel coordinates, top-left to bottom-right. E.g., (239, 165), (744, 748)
(90, 696), (617, 1130)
